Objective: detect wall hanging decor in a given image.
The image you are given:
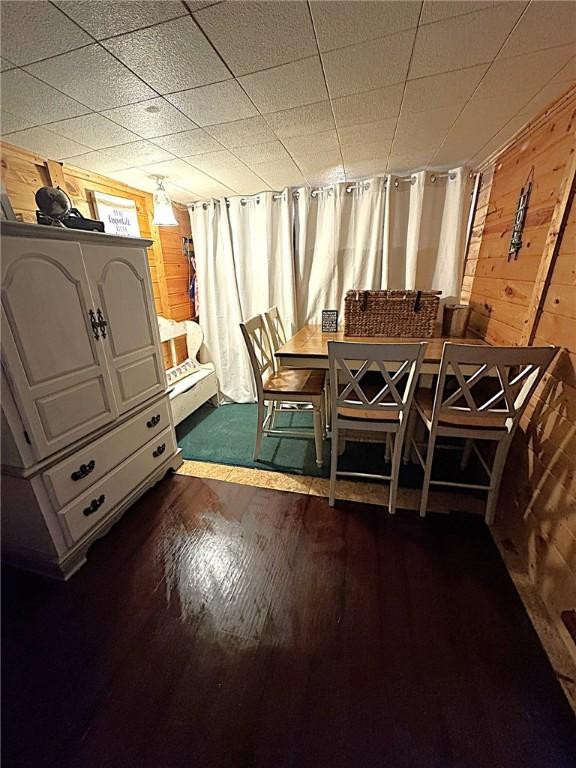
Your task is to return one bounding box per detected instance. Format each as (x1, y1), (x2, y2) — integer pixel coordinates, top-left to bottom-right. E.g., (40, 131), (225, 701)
(508, 167), (533, 261)
(91, 190), (141, 237)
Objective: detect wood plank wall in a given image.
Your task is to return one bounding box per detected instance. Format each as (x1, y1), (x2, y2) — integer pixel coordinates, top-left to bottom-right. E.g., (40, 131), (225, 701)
(0, 141), (193, 368)
(461, 85), (576, 662)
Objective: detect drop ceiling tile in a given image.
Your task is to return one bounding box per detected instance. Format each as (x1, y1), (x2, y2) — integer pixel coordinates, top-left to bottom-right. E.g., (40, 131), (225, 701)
(103, 17), (231, 94)
(186, 149), (246, 174)
(248, 158), (306, 188)
(25, 46), (156, 111)
(0, 69), (90, 126)
(140, 158), (210, 187)
(177, 174), (235, 198)
(194, 1), (316, 76)
(420, 1), (493, 25)
(233, 141), (290, 164)
(164, 183), (197, 204)
(403, 65), (488, 113)
(152, 129), (222, 156)
(551, 56), (576, 84)
(282, 130), (339, 156)
(323, 30), (415, 99)
(394, 105), (460, 152)
(305, 164), (346, 185)
(338, 119), (396, 147)
(55, 1), (186, 39)
(100, 140), (174, 166)
(498, 2), (576, 60)
(210, 166), (270, 194)
(344, 158), (388, 181)
(3, 126), (90, 160)
(0, 57), (15, 71)
(239, 57), (328, 114)
(101, 98), (197, 139)
(409, 4), (525, 79)
(310, 1), (420, 52)
(294, 148), (342, 176)
(474, 45), (574, 102)
(470, 113), (531, 164)
(332, 84), (404, 128)
(185, 1), (218, 12)
(517, 80), (573, 118)
(48, 114), (139, 150)
(0, 1), (92, 66)
(205, 116), (276, 148)
(166, 80), (258, 126)
(0, 111), (36, 135)
(341, 142), (391, 165)
(63, 150), (139, 174)
(388, 149), (435, 174)
(265, 101), (335, 140)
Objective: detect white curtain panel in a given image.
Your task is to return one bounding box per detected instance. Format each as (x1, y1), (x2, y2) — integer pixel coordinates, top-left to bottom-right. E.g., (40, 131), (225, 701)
(190, 200), (255, 403)
(294, 177), (386, 324)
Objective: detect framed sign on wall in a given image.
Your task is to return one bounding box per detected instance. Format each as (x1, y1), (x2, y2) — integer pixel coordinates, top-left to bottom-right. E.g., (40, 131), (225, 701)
(91, 191), (141, 237)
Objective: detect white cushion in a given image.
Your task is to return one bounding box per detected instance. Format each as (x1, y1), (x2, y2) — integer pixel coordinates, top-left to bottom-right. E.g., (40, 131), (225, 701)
(169, 367), (213, 398)
(165, 358), (196, 387)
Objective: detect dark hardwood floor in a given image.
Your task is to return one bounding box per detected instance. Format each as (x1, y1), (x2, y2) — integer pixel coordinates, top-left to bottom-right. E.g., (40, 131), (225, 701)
(2, 474), (575, 768)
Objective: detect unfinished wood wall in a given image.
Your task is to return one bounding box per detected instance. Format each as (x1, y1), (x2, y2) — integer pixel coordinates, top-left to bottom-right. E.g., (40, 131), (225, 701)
(0, 141), (193, 368)
(461, 86), (576, 661)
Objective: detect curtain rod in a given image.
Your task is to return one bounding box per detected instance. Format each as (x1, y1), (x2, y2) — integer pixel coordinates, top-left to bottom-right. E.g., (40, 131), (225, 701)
(189, 171), (477, 208)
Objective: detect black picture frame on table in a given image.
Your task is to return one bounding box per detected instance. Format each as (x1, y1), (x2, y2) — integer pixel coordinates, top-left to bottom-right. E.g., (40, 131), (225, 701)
(322, 310), (338, 333)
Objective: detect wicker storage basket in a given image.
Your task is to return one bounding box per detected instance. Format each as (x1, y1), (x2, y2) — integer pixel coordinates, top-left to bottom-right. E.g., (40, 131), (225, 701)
(344, 289), (440, 337)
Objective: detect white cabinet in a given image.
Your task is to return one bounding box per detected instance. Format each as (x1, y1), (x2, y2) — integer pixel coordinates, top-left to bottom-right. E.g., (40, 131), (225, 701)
(1, 223), (182, 579)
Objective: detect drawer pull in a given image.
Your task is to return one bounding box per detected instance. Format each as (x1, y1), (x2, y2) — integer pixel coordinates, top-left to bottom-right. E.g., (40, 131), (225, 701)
(153, 443), (166, 458)
(83, 494), (105, 517)
(147, 414), (161, 428)
(71, 460), (96, 482)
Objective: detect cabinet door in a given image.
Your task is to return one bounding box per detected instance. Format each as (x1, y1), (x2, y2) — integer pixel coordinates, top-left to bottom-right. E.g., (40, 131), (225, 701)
(1, 237), (119, 460)
(82, 243), (165, 414)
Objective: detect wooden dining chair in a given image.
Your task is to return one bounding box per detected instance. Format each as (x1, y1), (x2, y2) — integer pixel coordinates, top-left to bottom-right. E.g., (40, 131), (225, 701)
(263, 306), (287, 353)
(409, 343), (557, 523)
(240, 315), (326, 467)
(328, 341), (427, 513)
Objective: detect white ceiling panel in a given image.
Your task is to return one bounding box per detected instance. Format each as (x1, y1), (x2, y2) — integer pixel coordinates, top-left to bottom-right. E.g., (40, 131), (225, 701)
(194, 1), (316, 76)
(341, 142), (390, 165)
(60, 150), (136, 174)
(409, 4), (525, 79)
(2, 126), (90, 160)
(344, 157), (389, 181)
(187, 149), (246, 174)
(233, 141), (291, 165)
(248, 158), (306, 188)
(177, 173), (235, 199)
(303, 163), (346, 185)
(332, 84), (404, 128)
(282, 130), (340, 157)
(0, 1), (92, 66)
(419, 1), (493, 25)
(166, 80), (258, 126)
(0, 57), (15, 71)
(394, 105), (461, 152)
(103, 17), (231, 94)
(550, 57), (576, 84)
(474, 45), (574, 102)
(388, 149), (436, 174)
(100, 140), (174, 167)
(209, 166), (270, 193)
(516, 80), (573, 117)
(102, 98), (198, 139)
(48, 114), (139, 150)
(498, 2), (576, 60)
(0, 69), (90, 126)
(239, 57), (328, 114)
(139, 158), (210, 186)
(338, 119), (396, 148)
(310, 1), (420, 52)
(25, 46), (156, 110)
(0, 111), (36, 135)
(55, 1), (186, 40)
(265, 101), (335, 140)
(471, 113), (531, 164)
(294, 148), (343, 177)
(205, 116), (277, 148)
(323, 30), (416, 99)
(152, 129), (222, 156)
(403, 65), (488, 113)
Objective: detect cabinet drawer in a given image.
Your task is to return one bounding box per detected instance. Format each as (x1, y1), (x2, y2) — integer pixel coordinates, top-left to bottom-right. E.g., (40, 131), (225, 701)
(61, 426), (176, 543)
(43, 397), (171, 509)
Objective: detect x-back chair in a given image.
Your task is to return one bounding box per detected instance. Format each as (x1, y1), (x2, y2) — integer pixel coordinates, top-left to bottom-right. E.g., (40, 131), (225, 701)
(328, 341), (427, 514)
(240, 314), (326, 467)
(408, 343), (557, 523)
(263, 306), (287, 354)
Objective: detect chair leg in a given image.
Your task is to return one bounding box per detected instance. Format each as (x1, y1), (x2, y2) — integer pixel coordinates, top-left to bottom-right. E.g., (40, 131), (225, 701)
(329, 425), (339, 506)
(485, 438), (510, 525)
(403, 408), (417, 464)
(324, 377), (331, 432)
(385, 433), (392, 463)
(460, 438), (473, 470)
(389, 432), (404, 515)
(313, 406), (323, 468)
(419, 431), (436, 518)
(253, 399), (265, 460)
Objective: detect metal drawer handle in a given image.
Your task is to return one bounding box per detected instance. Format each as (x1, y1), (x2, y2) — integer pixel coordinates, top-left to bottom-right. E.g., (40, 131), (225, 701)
(147, 414), (160, 428)
(153, 443), (166, 458)
(83, 494), (105, 517)
(71, 460), (96, 481)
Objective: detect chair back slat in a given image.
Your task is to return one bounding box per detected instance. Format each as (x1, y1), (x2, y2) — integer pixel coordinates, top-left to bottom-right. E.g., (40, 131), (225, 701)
(433, 343), (557, 430)
(328, 341), (427, 420)
(264, 306), (287, 352)
(240, 315), (275, 395)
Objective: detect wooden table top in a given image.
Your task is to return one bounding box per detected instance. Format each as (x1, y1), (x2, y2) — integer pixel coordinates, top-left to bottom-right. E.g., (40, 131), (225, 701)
(276, 324), (488, 363)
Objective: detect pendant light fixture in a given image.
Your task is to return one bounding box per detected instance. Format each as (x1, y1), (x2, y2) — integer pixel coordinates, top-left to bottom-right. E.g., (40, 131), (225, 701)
(152, 176), (178, 226)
